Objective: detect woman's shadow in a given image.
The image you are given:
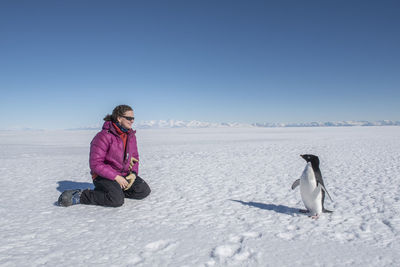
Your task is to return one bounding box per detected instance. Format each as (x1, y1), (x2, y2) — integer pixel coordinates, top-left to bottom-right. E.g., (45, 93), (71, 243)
(230, 199), (300, 216)
(56, 180), (94, 192)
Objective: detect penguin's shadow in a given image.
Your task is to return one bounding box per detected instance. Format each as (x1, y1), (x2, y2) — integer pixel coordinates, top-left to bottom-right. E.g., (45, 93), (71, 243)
(56, 180), (94, 193)
(231, 199), (299, 216)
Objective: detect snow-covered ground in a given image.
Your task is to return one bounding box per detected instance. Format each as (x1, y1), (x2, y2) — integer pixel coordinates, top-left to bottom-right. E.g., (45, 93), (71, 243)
(1, 126), (400, 266)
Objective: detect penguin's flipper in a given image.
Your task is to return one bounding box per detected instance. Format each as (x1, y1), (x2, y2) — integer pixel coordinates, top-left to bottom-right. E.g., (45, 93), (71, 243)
(314, 171), (324, 187)
(291, 179), (300, 190)
(319, 183), (333, 202)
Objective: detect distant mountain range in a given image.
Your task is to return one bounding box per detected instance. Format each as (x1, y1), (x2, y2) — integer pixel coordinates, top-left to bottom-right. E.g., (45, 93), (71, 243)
(135, 120), (251, 129)
(65, 119), (400, 130)
(252, 120), (400, 128)
(132, 119), (400, 129)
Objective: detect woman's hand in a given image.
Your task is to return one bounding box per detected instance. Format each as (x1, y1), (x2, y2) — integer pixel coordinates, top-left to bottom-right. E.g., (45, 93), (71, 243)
(115, 175), (128, 189)
(129, 157), (139, 171)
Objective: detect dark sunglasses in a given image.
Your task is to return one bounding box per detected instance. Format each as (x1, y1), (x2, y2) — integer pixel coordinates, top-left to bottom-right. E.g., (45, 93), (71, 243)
(122, 116), (135, 121)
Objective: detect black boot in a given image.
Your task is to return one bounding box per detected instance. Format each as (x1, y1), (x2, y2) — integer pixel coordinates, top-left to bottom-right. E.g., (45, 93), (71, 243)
(58, 189), (82, 207)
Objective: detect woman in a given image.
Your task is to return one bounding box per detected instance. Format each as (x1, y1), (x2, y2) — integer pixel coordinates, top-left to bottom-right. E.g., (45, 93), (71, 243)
(58, 104), (151, 207)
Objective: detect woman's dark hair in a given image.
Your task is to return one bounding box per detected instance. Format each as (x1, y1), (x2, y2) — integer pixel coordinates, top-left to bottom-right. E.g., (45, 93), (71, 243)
(104, 105), (133, 122)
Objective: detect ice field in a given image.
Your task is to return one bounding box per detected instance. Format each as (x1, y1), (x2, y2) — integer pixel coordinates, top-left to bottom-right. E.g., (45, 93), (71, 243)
(1, 126), (400, 266)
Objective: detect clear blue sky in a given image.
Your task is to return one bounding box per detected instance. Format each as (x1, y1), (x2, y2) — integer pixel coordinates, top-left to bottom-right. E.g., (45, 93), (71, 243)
(1, 0), (399, 129)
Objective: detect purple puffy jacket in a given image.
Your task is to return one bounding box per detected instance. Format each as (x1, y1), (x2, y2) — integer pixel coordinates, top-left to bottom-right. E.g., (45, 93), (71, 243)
(89, 121), (139, 180)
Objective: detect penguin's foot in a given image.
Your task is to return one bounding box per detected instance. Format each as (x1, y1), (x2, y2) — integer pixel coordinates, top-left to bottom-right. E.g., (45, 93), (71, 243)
(310, 215), (319, 219)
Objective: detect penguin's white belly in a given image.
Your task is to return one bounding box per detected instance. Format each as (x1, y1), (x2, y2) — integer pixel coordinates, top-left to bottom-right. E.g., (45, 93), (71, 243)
(300, 163), (323, 216)
(300, 180), (322, 215)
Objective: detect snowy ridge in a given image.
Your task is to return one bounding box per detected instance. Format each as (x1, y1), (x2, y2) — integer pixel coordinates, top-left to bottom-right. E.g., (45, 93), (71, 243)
(136, 120), (251, 129)
(253, 120), (400, 128)
(4, 120), (399, 131)
(134, 119), (400, 129)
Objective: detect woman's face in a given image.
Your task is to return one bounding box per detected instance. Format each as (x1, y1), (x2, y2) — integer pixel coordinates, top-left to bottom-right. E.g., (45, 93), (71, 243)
(117, 110), (134, 129)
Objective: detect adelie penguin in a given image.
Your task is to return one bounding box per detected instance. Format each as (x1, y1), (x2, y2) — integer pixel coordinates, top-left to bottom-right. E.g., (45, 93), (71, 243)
(291, 154), (333, 219)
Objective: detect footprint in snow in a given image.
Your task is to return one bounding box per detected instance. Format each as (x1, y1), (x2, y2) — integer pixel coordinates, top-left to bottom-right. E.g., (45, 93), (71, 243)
(210, 232), (261, 264)
(140, 240), (178, 261)
(145, 240), (174, 252)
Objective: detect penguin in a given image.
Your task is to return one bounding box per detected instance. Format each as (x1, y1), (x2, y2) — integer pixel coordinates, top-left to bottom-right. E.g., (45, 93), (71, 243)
(291, 154), (333, 218)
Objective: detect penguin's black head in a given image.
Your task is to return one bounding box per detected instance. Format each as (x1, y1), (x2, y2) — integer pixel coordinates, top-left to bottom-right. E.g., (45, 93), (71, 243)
(301, 154), (320, 166)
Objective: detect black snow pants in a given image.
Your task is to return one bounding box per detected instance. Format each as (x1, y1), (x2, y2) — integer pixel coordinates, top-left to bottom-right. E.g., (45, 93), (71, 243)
(80, 176), (151, 207)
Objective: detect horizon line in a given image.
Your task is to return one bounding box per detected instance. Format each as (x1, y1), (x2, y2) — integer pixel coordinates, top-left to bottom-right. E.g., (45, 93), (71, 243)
(2, 119), (400, 131)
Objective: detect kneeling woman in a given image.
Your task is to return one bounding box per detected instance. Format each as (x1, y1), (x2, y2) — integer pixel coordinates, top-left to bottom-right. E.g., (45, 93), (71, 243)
(58, 105), (151, 207)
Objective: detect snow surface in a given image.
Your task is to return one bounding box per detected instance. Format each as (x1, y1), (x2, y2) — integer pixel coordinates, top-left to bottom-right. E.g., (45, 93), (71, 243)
(1, 126), (400, 266)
